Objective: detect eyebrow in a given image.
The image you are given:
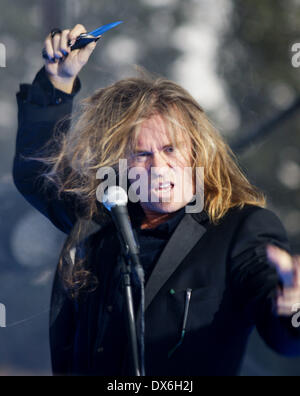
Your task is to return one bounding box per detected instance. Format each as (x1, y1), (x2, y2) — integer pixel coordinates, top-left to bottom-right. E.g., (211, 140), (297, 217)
(133, 141), (186, 154)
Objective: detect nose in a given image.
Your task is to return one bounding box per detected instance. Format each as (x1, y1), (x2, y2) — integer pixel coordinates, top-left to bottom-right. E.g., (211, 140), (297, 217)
(153, 151), (169, 166)
(151, 152), (169, 168)
(150, 152), (170, 179)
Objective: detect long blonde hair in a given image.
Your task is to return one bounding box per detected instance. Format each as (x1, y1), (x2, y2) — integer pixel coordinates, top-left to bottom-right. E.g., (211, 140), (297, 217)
(28, 75), (266, 296)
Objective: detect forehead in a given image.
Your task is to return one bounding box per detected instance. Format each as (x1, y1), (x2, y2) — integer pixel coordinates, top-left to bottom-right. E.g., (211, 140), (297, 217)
(134, 114), (186, 148)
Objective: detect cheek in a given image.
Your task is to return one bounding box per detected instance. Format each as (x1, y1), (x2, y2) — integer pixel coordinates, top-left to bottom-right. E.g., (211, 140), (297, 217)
(173, 148), (192, 167)
(173, 166), (195, 194)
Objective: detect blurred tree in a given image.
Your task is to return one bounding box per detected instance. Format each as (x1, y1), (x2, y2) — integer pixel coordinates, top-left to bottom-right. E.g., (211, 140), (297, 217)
(219, 0), (300, 250)
(42, 0), (63, 36)
(219, 0), (300, 376)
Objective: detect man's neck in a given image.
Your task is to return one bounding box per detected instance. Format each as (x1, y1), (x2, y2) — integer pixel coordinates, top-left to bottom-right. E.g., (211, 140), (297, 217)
(140, 210), (181, 230)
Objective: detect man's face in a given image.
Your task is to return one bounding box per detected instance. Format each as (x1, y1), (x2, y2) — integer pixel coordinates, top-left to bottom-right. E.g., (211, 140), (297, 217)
(128, 114), (195, 215)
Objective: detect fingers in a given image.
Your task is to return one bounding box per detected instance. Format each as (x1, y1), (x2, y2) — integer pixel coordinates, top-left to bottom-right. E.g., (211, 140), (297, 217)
(52, 34), (64, 59)
(277, 284), (300, 316)
(275, 254), (300, 317)
(59, 30), (71, 57)
(44, 37), (55, 62)
(44, 32), (64, 62)
(267, 244), (293, 271)
(277, 294), (300, 316)
(68, 24), (87, 46)
(44, 24), (87, 62)
(266, 244), (295, 288)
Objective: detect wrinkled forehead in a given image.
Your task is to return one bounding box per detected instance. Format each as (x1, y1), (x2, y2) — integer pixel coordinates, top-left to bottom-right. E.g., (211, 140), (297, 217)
(132, 112), (191, 151)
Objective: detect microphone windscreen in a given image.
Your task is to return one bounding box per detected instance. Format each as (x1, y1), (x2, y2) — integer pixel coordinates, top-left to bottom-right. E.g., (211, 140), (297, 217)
(102, 186), (128, 211)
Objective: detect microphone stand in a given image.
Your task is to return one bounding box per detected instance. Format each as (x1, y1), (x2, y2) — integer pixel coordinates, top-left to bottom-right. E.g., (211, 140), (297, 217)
(104, 196), (145, 376)
(119, 252), (141, 376)
(111, 206), (144, 376)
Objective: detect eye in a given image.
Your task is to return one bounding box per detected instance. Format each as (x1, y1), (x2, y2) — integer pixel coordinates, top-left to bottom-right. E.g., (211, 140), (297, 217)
(133, 152), (150, 162)
(165, 146), (175, 154)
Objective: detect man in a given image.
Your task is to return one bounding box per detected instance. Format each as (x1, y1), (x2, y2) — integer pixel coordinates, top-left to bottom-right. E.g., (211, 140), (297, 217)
(13, 24), (300, 376)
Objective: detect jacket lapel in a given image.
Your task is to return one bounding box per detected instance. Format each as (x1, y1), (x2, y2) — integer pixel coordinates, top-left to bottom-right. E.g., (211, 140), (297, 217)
(143, 211), (208, 312)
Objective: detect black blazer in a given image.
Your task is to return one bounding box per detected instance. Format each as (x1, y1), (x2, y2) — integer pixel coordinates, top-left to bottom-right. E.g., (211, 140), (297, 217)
(13, 69), (300, 376)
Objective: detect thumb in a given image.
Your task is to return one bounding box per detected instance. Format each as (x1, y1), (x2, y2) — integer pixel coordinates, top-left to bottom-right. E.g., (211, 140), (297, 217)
(266, 244), (295, 288)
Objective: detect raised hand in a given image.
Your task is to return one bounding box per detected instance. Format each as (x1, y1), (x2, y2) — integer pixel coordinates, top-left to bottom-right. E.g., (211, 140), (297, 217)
(43, 24), (99, 93)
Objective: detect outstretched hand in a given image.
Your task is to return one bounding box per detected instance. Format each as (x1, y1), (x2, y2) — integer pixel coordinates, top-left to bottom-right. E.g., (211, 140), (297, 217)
(267, 244), (300, 317)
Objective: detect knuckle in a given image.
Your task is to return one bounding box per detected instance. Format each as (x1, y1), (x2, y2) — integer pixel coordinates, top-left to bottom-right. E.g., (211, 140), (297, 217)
(76, 24), (86, 33)
(45, 38), (52, 47)
(69, 31), (77, 39)
(53, 34), (61, 41)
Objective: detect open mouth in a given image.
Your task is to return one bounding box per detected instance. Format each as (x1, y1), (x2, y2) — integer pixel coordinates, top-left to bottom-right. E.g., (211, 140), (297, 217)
(155, 182), (175, 192)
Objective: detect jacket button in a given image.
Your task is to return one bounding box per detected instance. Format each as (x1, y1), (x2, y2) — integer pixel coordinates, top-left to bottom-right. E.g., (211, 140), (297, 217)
(56, 98), (62, 104)
(97, 347), (104, 353)
(107, 305), (113, 312)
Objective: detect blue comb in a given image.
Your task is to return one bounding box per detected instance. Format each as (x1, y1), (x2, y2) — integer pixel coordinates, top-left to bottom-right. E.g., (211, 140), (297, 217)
(88, 21), (124, 38)
(70, 21), (124, 50)
(42, 21), (123, 60)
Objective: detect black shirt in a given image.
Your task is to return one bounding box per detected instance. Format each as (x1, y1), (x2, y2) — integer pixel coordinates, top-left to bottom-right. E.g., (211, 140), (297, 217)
(135, 207), (186, 284)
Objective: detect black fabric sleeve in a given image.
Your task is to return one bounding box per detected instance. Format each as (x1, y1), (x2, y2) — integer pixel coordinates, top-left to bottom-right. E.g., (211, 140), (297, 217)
(13, 67), (82, 234)
(230, 207), (300, 357)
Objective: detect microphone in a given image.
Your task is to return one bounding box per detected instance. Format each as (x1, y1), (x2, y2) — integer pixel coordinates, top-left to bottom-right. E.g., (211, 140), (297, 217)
(102, 186), (143, 278)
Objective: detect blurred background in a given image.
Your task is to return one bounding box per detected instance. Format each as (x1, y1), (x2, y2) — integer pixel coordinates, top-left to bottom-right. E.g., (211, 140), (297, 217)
(0, 0), (299, 376)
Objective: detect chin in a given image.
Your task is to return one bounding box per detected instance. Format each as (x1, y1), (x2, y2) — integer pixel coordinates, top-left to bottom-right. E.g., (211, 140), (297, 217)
(142, 201), (187, 214)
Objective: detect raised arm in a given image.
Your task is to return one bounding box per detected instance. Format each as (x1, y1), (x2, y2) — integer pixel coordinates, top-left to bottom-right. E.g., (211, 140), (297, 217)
(13, 25), (98, 234)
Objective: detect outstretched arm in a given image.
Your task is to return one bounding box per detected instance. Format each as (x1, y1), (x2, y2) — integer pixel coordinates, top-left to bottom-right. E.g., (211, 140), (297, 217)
(230, 207), (300, 356)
